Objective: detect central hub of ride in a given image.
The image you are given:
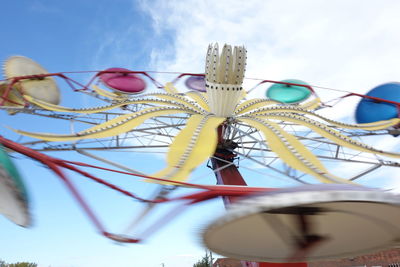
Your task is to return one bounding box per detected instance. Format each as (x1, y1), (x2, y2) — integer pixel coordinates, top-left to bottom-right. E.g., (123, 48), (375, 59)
(205, 43), (247, 117)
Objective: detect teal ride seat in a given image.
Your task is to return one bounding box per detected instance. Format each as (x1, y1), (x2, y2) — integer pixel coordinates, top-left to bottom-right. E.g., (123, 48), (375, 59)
(0, 144), (30, 226)
(267, 79), (311, 103)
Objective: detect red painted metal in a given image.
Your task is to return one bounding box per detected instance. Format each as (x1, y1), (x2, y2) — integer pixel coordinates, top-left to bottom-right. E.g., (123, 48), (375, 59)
(211, 125), (248, 205)
(210, 156), (247, 205)
(0, 82), (16, 106)
(210, 126), (314, 266)
(211, 126), (261, 266)
(0, 135), (277, 243)
(258, 263), (307, 267)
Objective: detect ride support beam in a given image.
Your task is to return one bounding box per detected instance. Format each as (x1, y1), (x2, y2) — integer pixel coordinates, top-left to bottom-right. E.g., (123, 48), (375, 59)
(211, 125), (248, 205)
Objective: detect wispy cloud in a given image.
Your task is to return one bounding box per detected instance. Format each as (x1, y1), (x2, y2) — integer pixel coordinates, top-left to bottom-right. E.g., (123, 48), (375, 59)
(29, 1), (60, 14)
(142, 0), (400, 93)
(84, 0), (400, 189)
(139, 0), (400, 189)
(176, 253), (198, 258)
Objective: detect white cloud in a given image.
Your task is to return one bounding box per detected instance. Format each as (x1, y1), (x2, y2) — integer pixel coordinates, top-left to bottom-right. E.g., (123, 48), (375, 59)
(142, 0), (400, 95)
(30, 1), (61, 14)
(176, 253), (198, 257)
(139, 0), (400, 189)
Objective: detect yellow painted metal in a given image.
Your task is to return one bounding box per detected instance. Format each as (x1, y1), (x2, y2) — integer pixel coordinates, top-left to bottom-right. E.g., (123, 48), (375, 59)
(299, 97), (321, 110)
(13, 107), (186, 141)
(152, 115), (225, 182)
(240, 117), (353, 184)
(249, 106), (400, 131)
(23, 95), (198, 114)
(164, 82), (179, 94)
(92, 85), (128, 100)
(262, 113), (400, 158)
(185, 91), (210, 112)
(235, 98), (278, 115)
(147, 93), (204, 113)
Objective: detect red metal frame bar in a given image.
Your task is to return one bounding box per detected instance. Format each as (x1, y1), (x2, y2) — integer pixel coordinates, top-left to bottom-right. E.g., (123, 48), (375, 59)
(93, 69), (165, 89)
(0, 135), (276, 243)
(3, 71), (400, 120)
(0, 82), (25, 106)
(1, 70), (205, 106)
(170, 72), (205, 84)
(210, 125), (249, 204)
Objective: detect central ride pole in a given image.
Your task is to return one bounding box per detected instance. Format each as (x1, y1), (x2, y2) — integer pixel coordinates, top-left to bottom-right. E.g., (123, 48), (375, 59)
(210, 126), (308, 267)
(210, 125), (247, 204)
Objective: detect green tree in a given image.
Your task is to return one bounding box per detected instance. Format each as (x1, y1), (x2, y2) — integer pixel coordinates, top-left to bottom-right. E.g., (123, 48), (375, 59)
(8, 263), (37, 267)
(0, 260), (37, 267)
(193, 250), (213, 267)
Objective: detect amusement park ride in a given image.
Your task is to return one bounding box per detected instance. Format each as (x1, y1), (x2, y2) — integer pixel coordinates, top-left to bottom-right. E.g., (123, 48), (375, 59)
(2, 43), (400, 265)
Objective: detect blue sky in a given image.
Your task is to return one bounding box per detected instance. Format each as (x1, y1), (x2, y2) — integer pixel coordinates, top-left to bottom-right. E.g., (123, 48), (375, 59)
(0, 0), (162, 71)
(2, 0), (400, 266)
(0, 1), (213, 267)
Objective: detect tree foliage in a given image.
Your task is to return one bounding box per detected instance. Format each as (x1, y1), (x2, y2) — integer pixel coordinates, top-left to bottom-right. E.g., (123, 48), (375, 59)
(8, 263), (37, 267)
(193, 251), (213, 267)
(0, 260), (37, 267)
